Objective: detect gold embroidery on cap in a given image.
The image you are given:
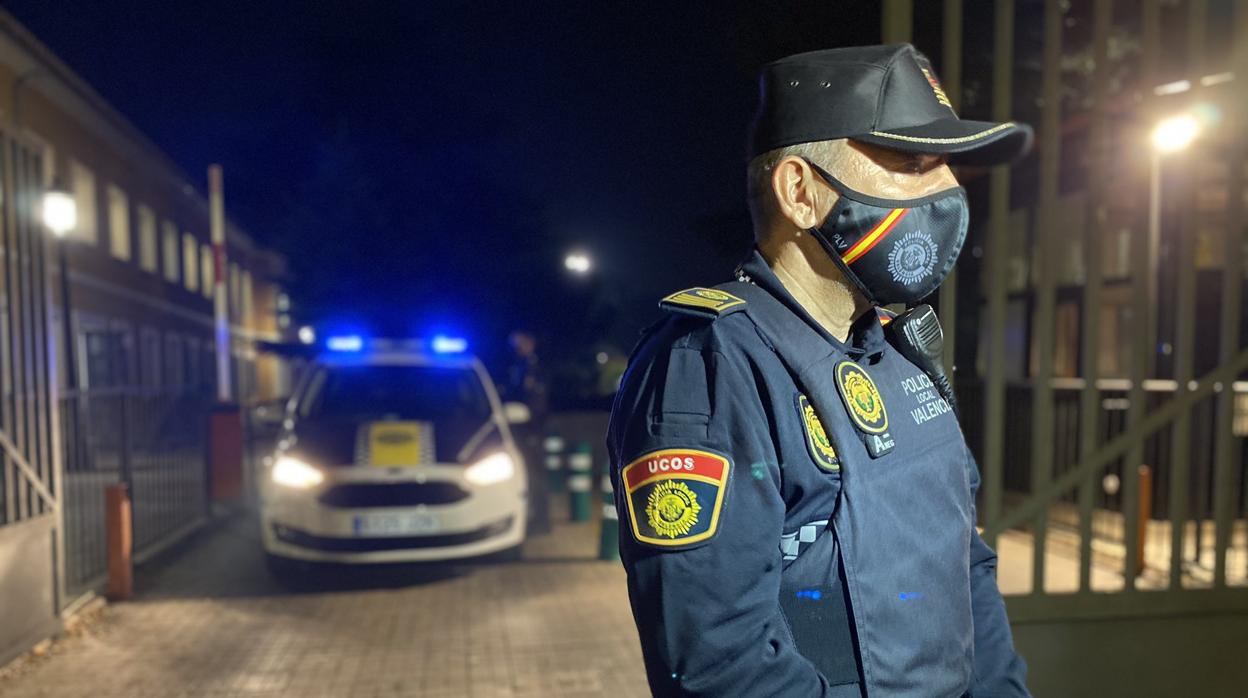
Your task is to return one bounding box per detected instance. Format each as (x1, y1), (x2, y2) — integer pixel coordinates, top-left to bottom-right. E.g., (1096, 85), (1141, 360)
(868, 122), (1016, 145)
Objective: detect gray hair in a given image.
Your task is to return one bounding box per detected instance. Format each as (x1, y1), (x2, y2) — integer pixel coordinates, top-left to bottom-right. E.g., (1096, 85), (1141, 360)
(746, 139), (840, 236)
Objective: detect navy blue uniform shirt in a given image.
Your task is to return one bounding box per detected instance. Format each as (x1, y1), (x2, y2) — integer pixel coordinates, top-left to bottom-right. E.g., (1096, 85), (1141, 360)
(607, 251), (1029, 697)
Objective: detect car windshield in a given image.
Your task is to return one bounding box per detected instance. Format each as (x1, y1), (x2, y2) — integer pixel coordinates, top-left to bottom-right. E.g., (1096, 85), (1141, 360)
(299, 364), (491, 422)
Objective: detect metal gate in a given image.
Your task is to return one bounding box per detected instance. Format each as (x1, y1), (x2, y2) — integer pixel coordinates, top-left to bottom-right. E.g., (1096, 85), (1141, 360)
(881, 2), (1248, 694)
(0, 128), (63, 665)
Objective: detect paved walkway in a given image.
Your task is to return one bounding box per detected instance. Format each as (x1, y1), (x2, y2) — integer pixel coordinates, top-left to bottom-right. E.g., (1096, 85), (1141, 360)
(1, 506), (648, 698)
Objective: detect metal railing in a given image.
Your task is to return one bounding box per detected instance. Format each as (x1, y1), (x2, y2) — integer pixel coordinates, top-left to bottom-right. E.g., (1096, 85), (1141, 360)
(875, 0), (1248, 625)
(61, 386), (210, 596)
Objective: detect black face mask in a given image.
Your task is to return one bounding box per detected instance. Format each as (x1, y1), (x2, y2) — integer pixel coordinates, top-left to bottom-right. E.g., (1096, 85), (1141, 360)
(806, 162), (969, 307)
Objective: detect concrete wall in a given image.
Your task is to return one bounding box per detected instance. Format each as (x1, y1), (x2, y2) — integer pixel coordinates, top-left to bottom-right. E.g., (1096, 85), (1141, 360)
(1013, 612), (1248, 697)
(0, 515), (59, 666)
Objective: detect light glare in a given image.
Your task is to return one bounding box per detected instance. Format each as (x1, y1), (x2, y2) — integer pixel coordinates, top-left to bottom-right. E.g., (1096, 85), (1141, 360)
(271, 456), (324, 488)
(464, 452), (515, 486)
(1151, 114), (1200, 154)
(298, 326), (316, 345)
(41, 190), (77, 236)
(431, 335), (468, 354)
(564, 252), (592, 274)
(327, 335), (364, 352)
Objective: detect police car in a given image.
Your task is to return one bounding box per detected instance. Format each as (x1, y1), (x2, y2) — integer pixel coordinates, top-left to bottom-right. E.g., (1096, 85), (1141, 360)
(260, 335), (528, 570)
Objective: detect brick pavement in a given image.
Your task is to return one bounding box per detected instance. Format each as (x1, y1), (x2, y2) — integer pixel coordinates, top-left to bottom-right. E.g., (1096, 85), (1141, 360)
(1, 506), (649, 698)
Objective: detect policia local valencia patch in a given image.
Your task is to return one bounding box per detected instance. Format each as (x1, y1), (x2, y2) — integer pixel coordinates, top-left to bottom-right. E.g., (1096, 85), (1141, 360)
(834, 360), (896, 458)
(622, 449), (730, 548)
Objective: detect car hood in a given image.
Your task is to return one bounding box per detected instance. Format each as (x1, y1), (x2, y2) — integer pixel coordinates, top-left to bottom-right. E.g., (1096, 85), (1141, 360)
(288, 416), (500, 467)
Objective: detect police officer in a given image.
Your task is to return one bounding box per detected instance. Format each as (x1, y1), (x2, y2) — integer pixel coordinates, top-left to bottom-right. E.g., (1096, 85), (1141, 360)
(607, 45), (1032, 697)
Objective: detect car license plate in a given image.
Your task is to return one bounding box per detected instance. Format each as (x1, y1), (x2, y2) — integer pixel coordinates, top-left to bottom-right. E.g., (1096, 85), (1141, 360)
(352, 512), (440, 536)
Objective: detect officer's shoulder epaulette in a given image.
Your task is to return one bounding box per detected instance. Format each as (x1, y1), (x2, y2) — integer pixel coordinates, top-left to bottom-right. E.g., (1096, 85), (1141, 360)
(658, 287), (747, 320)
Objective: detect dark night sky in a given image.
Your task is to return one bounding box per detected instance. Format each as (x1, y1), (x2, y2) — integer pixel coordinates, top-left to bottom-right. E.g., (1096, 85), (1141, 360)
(5, 1), (888, 358)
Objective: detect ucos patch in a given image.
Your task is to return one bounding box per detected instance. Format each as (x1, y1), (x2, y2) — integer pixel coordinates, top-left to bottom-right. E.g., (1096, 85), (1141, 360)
(834, 361), (896, 458)
(622, 449), (730, 548)
(796, 393), (839, 471)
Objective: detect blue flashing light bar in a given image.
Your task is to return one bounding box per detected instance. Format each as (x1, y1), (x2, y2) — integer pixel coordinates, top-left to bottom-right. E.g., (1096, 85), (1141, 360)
(431, 335), (468, 354)
(326, 335), (364, 352)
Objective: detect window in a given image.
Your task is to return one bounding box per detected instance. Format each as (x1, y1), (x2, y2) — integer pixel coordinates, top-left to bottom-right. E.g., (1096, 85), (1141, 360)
(300, 365), (490, 421)
(106, 184), (131, 260)
(82, 327), (132, 389)
(201, 244), (214, 298)
(185, 337), (201, 390)
(140, 327), (161, 388)
(162, 221), (180, 282)
(182, 233), (199, 291)
(163, 334), (185, 388)
(69, 160), (98, 244)
(137, 205), (157, 273)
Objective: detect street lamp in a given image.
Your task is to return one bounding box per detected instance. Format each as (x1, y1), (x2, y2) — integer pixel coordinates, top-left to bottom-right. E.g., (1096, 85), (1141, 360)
(40, 185), (80, 398)
(1151, 114), (1201, 154)
(1145, 112), (1202, 378)
(564, 251), (592, 275)
(41, 188), (76, 237)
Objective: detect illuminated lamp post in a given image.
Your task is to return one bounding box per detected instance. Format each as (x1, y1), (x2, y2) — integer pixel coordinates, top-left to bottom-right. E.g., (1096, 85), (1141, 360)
(41, 186), (78, 394)
(1147, 114), (1201, 336)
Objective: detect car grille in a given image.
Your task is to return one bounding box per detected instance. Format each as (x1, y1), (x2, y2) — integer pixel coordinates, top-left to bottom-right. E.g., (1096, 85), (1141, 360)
(317, 482), (469, 508)
(272, 516), (513, 552)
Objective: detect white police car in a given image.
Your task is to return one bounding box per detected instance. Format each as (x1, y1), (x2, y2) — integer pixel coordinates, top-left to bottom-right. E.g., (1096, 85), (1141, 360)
(260, 335), (529, 570)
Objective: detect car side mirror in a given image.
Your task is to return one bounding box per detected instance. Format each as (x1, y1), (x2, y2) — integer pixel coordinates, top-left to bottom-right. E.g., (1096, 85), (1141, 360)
(502, 402), (531, 425)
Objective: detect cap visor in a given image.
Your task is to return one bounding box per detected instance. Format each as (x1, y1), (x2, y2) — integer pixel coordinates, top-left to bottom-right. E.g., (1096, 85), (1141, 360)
(854, 118), (1034, 166)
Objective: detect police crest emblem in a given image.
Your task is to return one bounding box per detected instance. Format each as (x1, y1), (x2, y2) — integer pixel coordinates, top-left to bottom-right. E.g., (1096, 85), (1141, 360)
(796, 393), (839, 471)
(834, 360), (896, 458)
(645, 480), (702, 538)
(622, 449), (730, 548)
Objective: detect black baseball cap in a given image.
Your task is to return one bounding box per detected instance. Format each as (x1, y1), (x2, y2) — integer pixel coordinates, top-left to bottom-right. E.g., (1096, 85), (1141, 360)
(748, 44), (1033, 166)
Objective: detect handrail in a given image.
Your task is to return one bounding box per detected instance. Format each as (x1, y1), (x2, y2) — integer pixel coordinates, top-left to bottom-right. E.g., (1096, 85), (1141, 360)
(0, 429), (56, 508)
(985, 346), (1248, 538)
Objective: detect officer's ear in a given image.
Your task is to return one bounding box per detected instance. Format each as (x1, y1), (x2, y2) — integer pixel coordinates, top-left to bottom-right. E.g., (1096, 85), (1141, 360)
(771, 156), (838, 231)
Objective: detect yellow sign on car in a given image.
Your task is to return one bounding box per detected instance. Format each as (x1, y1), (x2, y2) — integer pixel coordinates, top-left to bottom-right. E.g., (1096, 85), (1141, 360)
(368, 422), (422, 466)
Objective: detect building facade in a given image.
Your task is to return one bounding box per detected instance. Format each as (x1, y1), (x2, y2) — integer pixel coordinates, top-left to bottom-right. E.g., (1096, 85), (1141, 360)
(0, 9), (291, 662)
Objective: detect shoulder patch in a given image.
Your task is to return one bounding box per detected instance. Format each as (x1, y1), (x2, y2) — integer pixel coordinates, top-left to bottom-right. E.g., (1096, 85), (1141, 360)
(660, 287), (746, 319)
(621, 448), (730, 548)
(796, 393), (839, 472)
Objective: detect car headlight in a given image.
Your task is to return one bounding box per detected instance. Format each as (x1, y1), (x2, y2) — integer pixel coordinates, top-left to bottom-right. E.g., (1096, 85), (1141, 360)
(464, 452), (515, 486)
(271, 456), (324, 489)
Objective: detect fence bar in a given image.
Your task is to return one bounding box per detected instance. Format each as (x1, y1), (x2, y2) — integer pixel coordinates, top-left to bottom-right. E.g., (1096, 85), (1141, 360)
(1027, 0), (1063, 594)
(1076, 0), (1113, 592)
(982, 0), (1015, 551)
(1212, 9), (1247, 588)
(988, 347), (1248, 537)
(1164, 0), (1206, 589)
(881, 0), (913, 44)
(940, 0), (963, 376)
(1131, 0), (1166, 590)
